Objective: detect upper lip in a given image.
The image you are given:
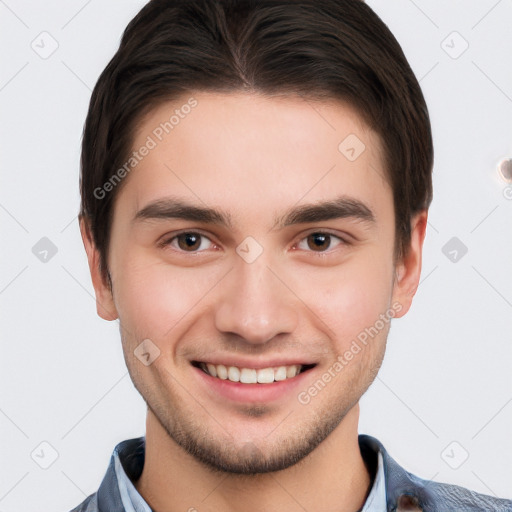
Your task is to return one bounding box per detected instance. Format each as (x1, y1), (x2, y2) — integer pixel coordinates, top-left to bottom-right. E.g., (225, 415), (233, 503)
(192, 356), (317, 370)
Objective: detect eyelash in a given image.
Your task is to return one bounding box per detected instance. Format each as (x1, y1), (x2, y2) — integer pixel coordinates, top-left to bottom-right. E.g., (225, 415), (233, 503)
(158, 230), (350, 255)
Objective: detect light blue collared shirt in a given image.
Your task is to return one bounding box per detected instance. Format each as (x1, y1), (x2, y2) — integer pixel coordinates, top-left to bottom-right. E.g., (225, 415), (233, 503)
(113, 440), (386, 512)
(361, 450), (386, 511)
(114, 446), (152, 512)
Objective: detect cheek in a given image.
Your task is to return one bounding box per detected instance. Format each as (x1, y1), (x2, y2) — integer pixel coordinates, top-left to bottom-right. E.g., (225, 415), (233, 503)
(301, 253), (394, 347)
(110, 252), (222, 342)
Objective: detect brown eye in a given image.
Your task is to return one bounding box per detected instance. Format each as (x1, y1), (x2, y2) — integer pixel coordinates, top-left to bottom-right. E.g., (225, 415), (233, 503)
(163, 232), (213, 252)
(307, 233), (331, 251)
(297, 232), (345, 253)
(177, 233), (201, 251)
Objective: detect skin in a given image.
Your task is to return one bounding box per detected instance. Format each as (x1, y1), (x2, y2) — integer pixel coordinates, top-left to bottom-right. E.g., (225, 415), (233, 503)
(82, 91), (427, 512)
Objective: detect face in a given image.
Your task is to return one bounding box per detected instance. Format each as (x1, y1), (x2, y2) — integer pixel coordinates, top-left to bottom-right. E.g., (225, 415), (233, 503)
(83, 91), (425, 474)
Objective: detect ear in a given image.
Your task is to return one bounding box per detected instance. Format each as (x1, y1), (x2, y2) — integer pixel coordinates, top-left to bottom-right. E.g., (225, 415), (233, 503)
(391, 210), (428, 318)
(79, 217), (119, 321)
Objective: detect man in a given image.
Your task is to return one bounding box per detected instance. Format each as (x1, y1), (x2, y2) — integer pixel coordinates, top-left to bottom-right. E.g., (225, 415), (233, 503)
(72, 0), (512, 510)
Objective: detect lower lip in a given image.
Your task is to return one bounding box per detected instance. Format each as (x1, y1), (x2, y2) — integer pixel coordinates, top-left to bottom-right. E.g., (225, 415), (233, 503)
(192, 365), (314, 404)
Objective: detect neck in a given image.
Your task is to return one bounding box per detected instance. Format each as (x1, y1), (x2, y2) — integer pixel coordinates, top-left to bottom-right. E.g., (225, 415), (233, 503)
(135, 404), (372, 512)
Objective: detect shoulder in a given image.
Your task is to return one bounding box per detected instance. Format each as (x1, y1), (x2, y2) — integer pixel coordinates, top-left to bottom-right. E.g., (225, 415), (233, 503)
(359, 434), (512, 512)
(420, 479), (512, 512)
(66, 436), (145, 512)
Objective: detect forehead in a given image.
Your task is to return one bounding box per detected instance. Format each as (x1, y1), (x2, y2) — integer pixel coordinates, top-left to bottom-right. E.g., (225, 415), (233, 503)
(118, 91), (391, 229)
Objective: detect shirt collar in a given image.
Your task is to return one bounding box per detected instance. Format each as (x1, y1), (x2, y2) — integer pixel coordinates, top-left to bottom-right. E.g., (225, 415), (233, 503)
(114, 445), (152, 512)
(361, 449), (386, 512)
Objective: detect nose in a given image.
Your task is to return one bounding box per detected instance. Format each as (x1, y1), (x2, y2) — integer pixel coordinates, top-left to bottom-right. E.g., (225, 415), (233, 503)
(214, 255), (299, 345)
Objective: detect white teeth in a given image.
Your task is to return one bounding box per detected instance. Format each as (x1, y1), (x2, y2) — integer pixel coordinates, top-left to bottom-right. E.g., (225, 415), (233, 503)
(240, 368), (257, 384)
(274, 366), (287, 381)
(200, 362), (304, 383)
(216, 364), (228, 380)
(206, 363), (217, 378)
(286, 365), (298, 378)
(257, 368), (275, 383)
(228, 366), (240, 382)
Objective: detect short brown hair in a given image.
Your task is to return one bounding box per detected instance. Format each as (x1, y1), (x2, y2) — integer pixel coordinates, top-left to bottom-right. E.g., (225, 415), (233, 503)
(80, 0), (433, 280)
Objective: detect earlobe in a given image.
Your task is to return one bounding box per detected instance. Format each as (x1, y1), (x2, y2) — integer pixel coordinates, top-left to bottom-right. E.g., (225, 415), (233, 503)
(391, 210), (428, 318)
(79, 217), (119, 321)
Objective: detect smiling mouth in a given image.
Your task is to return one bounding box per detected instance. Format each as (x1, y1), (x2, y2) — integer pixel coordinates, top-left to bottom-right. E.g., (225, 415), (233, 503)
(192, 361), (316, 384)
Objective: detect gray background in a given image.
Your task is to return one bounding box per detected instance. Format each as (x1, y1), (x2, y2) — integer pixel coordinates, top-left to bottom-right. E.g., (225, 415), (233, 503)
(1, 1), (511, 510)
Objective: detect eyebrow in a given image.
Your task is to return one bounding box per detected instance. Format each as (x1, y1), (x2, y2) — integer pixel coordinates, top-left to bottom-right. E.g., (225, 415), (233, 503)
(134, 198), (233, 228)
(133, 195), (376, 230)
(274, 197), (375, 229)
